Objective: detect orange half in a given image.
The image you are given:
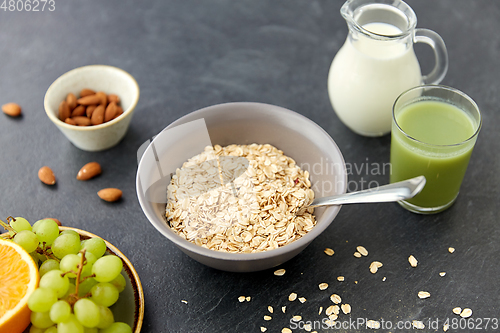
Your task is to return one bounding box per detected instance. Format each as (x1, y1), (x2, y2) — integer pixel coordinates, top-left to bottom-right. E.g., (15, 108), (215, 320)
(0, 238), (39, 333)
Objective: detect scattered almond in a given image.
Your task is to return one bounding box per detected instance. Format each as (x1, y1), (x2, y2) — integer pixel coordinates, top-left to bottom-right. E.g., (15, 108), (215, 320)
(97, 188), (122, 202)
(2, 103), (22, 117)
(77, 162), (102, 181)
(408, 255), (418, 267)
(38, 166), (56, 185)
(104, 102), (117, 122)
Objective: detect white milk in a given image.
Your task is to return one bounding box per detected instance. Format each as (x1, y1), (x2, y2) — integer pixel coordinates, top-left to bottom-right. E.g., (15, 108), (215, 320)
(328, 22), (422, 136)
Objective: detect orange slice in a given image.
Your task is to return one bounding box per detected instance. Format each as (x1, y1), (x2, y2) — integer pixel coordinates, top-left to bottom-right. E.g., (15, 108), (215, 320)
(0, 238), (39, 333)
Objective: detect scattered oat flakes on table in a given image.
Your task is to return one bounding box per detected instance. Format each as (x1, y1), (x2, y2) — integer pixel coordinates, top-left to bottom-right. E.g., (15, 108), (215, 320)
(319, 283), (329, 290)
(412, 320), (425, 329)
(460, 308), (473, 318)
(292, 315), (302, 321)
(282, 328), (292, 333)
(448, 247), (455, 253)
(181, 300), (188, 304)
(282, 306), (286, 313)
(238, 296), (246, 302)
(353, 252), (362, 258)
(330, 294), (342, 304)
(341, 303), (351, 314)
(318, 306), (323, 315)
(366, 320), (381, 329)
(369, 261), (383, 274)
(439, 272), (446, 277)
(357, 245), (369, 256)
(260, 327), (267, 332)
(274, 268), (286, 276)
(263, 315), (272, 321)
(443, 323), (449, 331)
(337, 276), (345, 281)
(452, 307), (462, 315)
(245, 296), (251, 302)
(324, 248), (335, 256)
(268, 306), (273, 313)
(418, 291), (431, 299)
(408, 255), (418, 267)
(288, 293), (297, 301)
(298, 297), (307, 303)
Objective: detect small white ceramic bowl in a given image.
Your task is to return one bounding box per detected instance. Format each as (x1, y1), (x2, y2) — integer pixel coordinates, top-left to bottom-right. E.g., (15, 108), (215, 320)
(44, 65), (140, 152)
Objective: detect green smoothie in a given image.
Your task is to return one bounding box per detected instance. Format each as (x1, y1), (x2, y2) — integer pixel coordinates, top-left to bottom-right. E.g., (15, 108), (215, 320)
(390, 100), (477, 209)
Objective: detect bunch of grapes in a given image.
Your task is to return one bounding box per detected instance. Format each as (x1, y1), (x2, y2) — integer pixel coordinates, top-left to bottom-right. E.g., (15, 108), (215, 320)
(2, 217), (133, 333)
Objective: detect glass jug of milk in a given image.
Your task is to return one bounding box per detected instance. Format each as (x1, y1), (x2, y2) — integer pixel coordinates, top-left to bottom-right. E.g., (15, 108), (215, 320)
(328, 0), (448, 137)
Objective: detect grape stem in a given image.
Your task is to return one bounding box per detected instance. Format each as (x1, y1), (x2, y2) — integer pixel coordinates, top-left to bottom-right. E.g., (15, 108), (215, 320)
(61, 249), (96, 307)
(36, 243), (59, 261)
(0, 216), (16, 236)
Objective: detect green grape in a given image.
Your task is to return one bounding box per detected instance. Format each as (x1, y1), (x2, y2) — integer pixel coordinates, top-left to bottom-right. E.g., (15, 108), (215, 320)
(92, 256), (123, 283)
(9, 217), (31, 236)
(74, 298), (100, 328)
(29, 326), (45, 333)
(60, 254), (82, 278)
(49, 300), (72, 323)
(110, 273), (126, 293)
(80, 238), (106, 258)
(96, 305), (114, 329)
(32, 219), (60, 246)
(39, 259), (60, 277)
(83, 327), (98, 333)
(51, 233), (81, 259)
(30, 310), (55, 329)
(30, 252), (40, 265)
(28, 287), (57, 312)
(90, 283), (119, 307)
(39, 270), (69, 298)
(99, 322), (132, 333)
(45, 326), (58, 333)
(13, 230), (39, 253)
(78, 277), (98, 297)
(61, 283), (76, 301)
(57, 314), (84, 333)
(33, 251), (48, 263)
(78, 251), (97, 266)
(60, 229), (79, 237)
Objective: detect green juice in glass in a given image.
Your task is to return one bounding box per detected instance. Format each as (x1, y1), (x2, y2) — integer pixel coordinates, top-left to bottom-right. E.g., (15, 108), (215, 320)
(390, 100), (477, 209)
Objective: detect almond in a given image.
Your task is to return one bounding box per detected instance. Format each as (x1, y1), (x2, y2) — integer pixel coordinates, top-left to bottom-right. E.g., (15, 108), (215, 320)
(71, 105), (86, 117)
(107, 94), (120, 104)
(90, 105), (105, 125)
(38, 166), (56, 185)
(113, 105), (124, 120)
(104, 102), (117, 122)
(66, 93), (77, 110)
(98, 188), (122, 202)
(95, 91), (107, 106)
(58, 101), (71, 121)
(2, 103), (22, 117)
(73, 116), (92, 126)
(86, 105), (97, 118)
(80, 88), (96, 97)
(77, 95), (101, 105)
(65, 118), (76, 125)
(77, 162), (102, 180)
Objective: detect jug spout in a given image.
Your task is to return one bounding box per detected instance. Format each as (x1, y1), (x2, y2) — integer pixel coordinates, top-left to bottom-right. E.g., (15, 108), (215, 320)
(340, 0), (417, 39)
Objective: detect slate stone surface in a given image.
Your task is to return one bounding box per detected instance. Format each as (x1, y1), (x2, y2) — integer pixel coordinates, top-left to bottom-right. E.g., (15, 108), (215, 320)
(0, 1), (499, 332)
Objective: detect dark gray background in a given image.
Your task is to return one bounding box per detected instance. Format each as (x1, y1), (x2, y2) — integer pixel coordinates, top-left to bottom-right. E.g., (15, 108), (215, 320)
(1, 1), (499, 332)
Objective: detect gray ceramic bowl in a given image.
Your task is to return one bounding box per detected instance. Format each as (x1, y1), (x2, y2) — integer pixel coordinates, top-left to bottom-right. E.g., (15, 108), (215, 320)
(136, 102), (347, 272)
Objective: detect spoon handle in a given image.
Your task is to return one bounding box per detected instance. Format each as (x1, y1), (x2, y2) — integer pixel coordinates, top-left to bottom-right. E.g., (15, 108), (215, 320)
(309, 176), (426, 208)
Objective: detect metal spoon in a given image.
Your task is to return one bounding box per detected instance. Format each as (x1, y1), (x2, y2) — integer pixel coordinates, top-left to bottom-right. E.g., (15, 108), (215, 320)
(305, 176), (426, 209)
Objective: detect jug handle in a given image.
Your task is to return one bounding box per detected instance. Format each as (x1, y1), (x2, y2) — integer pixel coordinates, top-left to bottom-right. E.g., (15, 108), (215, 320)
(414, 28), (448, 85)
